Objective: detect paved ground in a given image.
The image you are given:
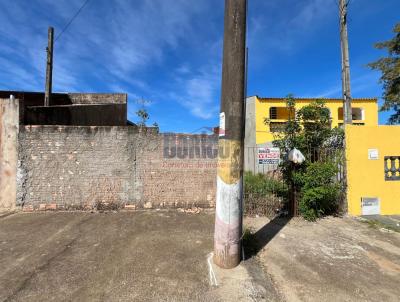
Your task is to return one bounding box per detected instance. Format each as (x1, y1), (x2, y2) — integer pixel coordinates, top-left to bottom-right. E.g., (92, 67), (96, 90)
(362, 215), (400, 232)
(1, 211), (399, 302)
(0, 211), (213, 302)
(0, 211), (278, 302)
(246, 216), (400, 302)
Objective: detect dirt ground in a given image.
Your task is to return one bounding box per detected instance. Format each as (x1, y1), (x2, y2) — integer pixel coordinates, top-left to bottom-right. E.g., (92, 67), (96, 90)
(0, 211), (278, 302)
(245, 215), (400, 302)
(1, 211), (399, 302)
(0, 211), (214, 302)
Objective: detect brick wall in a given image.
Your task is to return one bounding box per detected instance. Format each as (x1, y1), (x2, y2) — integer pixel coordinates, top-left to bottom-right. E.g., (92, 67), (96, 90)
(18, 126), (137, 209)
(137, 133), (218, 208)
(17, 126), (218, 210)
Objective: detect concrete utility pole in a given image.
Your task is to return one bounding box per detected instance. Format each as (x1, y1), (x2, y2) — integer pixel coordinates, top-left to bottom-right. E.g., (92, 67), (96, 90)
(339, 0), (352, 124)
(44, 26), (54, 107)
(214, 0), (247, 269)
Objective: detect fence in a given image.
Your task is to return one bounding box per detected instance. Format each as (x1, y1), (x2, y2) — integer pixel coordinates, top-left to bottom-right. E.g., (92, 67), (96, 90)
(243, 170), (289, 218)
(244, 145), (345, 218)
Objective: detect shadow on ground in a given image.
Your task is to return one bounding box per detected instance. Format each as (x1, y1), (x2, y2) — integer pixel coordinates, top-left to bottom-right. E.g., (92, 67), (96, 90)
(243, 215), (291, 259)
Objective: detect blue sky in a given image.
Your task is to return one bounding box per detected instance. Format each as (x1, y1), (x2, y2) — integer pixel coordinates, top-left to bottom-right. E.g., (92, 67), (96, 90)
(0, 0), (398, 132)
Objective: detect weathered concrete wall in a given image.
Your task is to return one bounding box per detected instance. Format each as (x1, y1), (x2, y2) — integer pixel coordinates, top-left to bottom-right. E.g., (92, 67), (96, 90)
(24, 104), (127, 126)
(0, 91), (128, 125)
(0, 98), (19, 211)
(17, 127), (218, 210)
(0, 91), (127, 106)
(68, 93), (127, 105)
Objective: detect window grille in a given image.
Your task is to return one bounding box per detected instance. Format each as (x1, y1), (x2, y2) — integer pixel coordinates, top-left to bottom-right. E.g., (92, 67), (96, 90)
(269, 107), (277, 119)
(384, 156), (400, 181)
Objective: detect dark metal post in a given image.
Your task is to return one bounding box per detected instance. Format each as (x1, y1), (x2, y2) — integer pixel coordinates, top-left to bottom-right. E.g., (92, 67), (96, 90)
(44, 27), (54, 107)
(214, 0), (247, 269)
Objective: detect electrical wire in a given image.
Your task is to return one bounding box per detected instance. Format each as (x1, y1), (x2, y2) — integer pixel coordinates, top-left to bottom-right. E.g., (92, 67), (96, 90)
(54, 0), (91, 43)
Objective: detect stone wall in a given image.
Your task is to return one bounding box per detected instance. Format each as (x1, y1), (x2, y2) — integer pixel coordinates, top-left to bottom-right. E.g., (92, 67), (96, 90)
(17, 126), (218, 210)
(0, 98), (19, 211)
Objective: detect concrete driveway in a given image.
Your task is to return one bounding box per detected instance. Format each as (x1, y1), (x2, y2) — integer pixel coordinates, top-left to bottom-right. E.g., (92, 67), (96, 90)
(246, 216), (400, 302)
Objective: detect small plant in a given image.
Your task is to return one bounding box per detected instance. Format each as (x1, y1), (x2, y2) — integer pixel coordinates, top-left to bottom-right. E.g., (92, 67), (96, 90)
(94, 200), (121, 212)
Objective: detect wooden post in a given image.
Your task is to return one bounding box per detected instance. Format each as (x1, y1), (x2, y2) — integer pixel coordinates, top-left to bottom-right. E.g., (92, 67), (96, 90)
(44, 27), (54, 107)
(339, 0), (352, 214)
(214, 0), (247, 269)
(339, 0), (352, 125)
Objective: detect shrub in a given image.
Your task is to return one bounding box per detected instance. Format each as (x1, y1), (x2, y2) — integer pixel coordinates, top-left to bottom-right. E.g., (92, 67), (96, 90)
(298, 162), (341, 221)
(244, 172), (289, 216)
(244, 171), (287, 197)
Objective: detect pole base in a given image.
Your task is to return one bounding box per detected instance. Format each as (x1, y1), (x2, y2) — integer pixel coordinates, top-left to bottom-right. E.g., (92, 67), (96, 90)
(213, 245), (241, 269)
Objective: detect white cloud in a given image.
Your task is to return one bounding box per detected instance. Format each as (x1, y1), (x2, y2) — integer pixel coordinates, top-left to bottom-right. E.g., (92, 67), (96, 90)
(0, 0), (207, 92)
(170, 65), (220, 119)
(0, 0), (221, 122)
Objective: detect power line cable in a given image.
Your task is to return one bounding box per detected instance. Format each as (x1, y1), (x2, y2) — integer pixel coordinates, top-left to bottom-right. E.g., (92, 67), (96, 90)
(54, 0), (91, 43)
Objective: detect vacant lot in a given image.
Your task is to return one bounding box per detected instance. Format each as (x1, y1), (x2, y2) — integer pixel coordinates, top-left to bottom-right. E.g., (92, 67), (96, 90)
(0, 211), (217, 302)
(1, 211), (399, 302)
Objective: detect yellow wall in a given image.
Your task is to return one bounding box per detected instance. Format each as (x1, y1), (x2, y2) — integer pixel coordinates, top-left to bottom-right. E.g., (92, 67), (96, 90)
(346, 125), (400, 216)
(255, 97), (378, 144)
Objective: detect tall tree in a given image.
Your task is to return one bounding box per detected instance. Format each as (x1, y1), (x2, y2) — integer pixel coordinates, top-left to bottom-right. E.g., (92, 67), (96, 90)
(368, 23), (400, 124)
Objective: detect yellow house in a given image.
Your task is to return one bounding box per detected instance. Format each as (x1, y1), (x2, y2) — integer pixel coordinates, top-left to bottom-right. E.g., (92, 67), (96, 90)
(245, 96), (378, 145)
(245, 95), (400, 216)
(346, 125), (400, 216)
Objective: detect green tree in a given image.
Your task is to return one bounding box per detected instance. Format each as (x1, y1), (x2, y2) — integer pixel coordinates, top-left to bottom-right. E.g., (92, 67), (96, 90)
(265, 95), (333, 160)
(368, 23), (400, 124)
(264, 95), (343, 220)
(136, 108), (149, 127)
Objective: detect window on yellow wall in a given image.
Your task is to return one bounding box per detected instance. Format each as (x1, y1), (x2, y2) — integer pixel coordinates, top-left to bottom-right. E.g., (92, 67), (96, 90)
(269, 107), (277, 119)
(338, 107), (364, 121)
(269, 107), (295, 120)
